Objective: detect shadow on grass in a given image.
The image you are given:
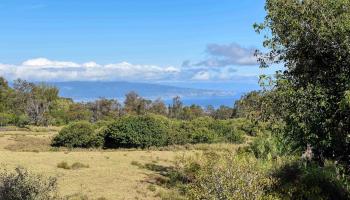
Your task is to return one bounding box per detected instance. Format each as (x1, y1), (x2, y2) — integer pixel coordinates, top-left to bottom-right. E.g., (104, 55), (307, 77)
(270, 161), (350, 200)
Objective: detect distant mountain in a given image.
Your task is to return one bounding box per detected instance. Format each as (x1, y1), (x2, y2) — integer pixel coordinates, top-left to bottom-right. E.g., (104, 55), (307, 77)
(48, 81), (236, 102)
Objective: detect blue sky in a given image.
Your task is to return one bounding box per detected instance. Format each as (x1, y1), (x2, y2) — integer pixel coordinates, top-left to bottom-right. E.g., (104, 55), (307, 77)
(0, 0), (274, 89)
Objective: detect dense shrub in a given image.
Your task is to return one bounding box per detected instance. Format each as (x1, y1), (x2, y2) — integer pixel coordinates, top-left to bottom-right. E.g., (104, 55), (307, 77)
(209, 119), (245, 143)
(52, 121), (102, 148)
(170, 152), (277, 200)
(271, 160), (350, 200)
(14, 114), (30, 128)
(178, 120), (217, 144)
(156, 149), (350, 200)
(167, 120), (192, 145)
(103, 115), (248, 148)
(0, 113), (13, 126)
(103, 114), (170, 148)
(0, 167), (58, 200)
(249, 132), (283, 160)
(187, 117), (246, 144)
(167, 117), (247, 145)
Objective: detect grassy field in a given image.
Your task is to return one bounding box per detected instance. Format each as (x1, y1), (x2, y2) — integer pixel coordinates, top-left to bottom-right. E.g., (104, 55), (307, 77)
(0, 127), (242, 200)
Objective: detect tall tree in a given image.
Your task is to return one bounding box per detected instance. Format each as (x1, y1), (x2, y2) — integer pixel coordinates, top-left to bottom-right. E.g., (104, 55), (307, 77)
(256, 0), (350, 166)
(13, 80), (59, 125)
(149, 98), (168, 116)
(0, 77), (11, 113)
(123, 91), (151, 115)
(87, 98), (122, 121)
(168, 96), (183, 119)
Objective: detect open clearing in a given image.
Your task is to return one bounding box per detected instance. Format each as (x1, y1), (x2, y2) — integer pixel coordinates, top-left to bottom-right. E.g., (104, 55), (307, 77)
(0, 128), (190, 200)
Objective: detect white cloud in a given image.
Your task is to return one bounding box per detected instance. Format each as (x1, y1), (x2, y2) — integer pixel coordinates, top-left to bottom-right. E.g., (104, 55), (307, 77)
(0, 58), (181, 82)
(83, 62), (101, 68)
(0, 57), (263, 82)
(22, 58), (80, 68)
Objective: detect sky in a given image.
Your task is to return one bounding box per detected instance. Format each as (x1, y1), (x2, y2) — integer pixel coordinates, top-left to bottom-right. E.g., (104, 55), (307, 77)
(0, 0), (276, 89)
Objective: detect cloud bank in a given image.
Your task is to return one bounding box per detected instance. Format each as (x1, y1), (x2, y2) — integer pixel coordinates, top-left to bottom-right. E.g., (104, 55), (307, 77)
(0, 43), (261, 82)
(0, 57), (258, 82)
(0, 58), (182, 82)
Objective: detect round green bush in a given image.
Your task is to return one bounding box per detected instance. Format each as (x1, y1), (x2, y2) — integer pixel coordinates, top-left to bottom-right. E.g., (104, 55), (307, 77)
(52, 121), (101, 148)
(179, 120), (218, 144)
(103, 114), (170, 148)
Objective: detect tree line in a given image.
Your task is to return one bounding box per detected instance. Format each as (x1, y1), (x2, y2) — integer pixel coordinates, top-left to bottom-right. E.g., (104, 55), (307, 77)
(0, 77), (250, 127)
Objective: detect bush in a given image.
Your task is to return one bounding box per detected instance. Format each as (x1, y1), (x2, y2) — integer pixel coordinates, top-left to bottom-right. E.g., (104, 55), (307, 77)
(0, 113), (13, 126)
(271, 160), (350, 200)
(181, 117), (245, 144)
(103, 114), (170, 148)
(52, 121), (102, 148)
(71, 162), (89, 170)
(166, 121), (192, 145)
(57, 161), (71, 169)
(0, 167), (58, 200)
(178, 121), (217, 144)
(209, 119), (245, 143)
(249, 132), (282, 160)
(13, 114), (30, 128)
(171, 152), (277, 199)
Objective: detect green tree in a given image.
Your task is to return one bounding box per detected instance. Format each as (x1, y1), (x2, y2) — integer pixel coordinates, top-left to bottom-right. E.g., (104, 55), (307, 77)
(256, 0), (350, 166)
(234, 91), (263, 120)
(0, 77), (11, 113)
(12, 80), (59, 126)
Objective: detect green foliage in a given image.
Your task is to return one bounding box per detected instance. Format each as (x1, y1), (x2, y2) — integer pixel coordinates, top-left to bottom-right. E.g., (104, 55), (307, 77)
(103, 115), (248, 149)
(52, 121), (101, 148)
(170, 152), (277, 200)
(14, 114), (30, 128)
(162, 151), (350, 200)
(249, 132), (284, 160)
(178, 117), (218, 144)
(271, 160), (350, 200)
(0, 113), (14, 126)
(103, 114), (170, 148)
(256, 0), (350, 167)
(168, 117), (247, 145)
(234, 91), (264, 120)
(0, 167), (58, 200)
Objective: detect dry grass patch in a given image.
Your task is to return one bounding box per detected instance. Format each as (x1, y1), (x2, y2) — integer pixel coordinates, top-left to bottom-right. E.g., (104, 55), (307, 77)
(0, 150), (186, 199)
(4, 135), (52, 152)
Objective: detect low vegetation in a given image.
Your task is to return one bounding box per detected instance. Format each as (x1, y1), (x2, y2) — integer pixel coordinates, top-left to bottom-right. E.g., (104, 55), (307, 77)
(57, 161), (89, 170)
(52, 115), (250, 149)
(0, 167), (58, 200)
